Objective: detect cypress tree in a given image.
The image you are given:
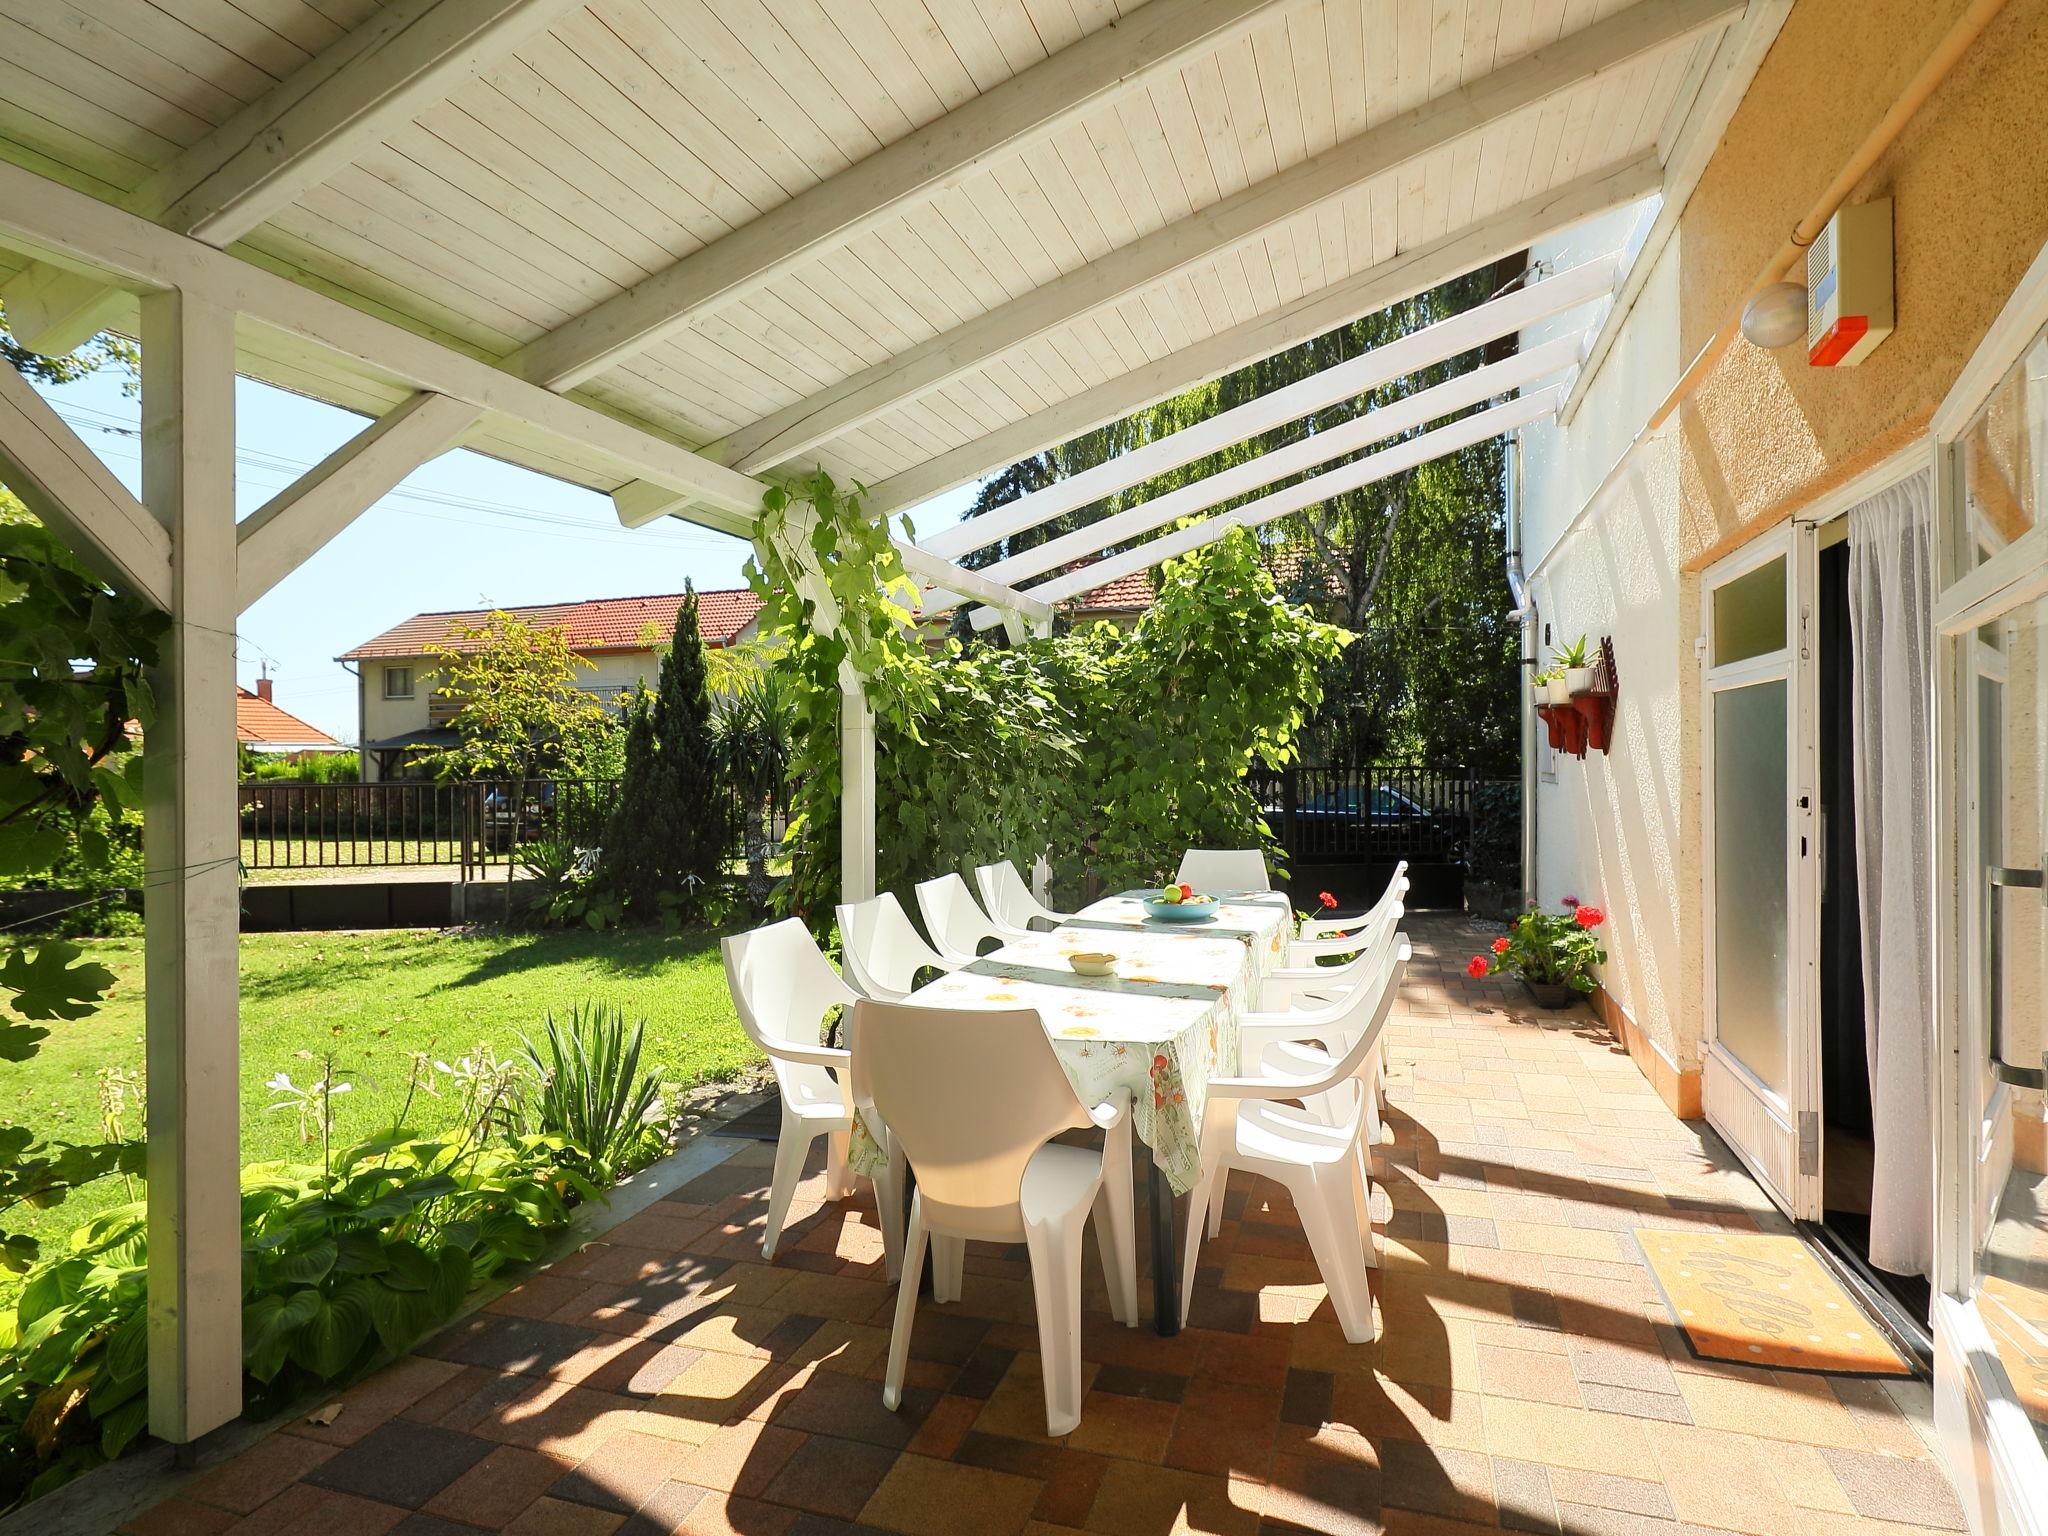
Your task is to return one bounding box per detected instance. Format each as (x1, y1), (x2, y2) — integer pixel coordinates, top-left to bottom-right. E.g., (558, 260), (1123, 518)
(601, 684), (660, 910)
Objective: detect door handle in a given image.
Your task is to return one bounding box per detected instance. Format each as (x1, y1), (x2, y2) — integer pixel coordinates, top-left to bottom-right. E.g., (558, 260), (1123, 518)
(1986, 865), (2048, 1090)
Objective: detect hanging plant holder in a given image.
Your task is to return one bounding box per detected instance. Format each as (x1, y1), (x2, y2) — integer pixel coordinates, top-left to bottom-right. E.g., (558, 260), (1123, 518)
(1535, 637), (1618, 760)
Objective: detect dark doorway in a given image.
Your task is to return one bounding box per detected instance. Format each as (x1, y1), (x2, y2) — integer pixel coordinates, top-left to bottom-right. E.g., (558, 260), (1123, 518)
(1815, 534), (1932, 1329)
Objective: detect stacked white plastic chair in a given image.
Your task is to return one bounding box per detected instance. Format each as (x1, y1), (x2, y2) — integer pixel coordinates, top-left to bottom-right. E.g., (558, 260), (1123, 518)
(836, 891), (956, 1002)
(913, 872), (1011, 966)
(1297, 861), (1409, 942)
(858, 1001), (1139, 1436)
(975, 859), (1075, 937)
(1283, 872), (1410, 972)
(1179, 940), (1408, 1344)
(721, 920), (905, 1277)
(1175, 847), (1272, 892)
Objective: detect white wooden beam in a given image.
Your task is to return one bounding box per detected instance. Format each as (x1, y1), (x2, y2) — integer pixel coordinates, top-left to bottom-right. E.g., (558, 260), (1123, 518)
(1558, 0), (1794, 425)
(504, 0), (1307, 391)
(2, 0), (576, 355)
(0, 159), (770, 532)
(236, 391), (481, 610)
(712, 0), (1740, 475)
(889, 539), (1055, 623)
(0, 359), (172, 610)
(967, 388), (1561, 627)
(857, 154), (1664, 523)
(923, 260), (1615, 562)
(140, 289), (244, 1445)
(971, 333), (1583, 591)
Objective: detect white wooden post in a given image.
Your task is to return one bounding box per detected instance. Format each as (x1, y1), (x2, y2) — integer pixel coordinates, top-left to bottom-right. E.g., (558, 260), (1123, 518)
(140, 288), (243, 1444)
(840, 683), (877, 905)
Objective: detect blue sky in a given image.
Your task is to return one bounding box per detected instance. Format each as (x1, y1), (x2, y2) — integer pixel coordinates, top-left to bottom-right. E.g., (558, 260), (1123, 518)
(33, 369), (981, 744)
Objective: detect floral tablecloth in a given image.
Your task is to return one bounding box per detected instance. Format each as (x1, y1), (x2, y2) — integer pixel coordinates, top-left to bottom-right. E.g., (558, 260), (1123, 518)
(850, 890), (1291, 1194)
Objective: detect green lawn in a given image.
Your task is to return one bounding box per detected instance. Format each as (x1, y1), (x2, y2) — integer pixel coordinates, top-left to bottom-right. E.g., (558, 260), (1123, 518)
(4, 926), (761, 1304)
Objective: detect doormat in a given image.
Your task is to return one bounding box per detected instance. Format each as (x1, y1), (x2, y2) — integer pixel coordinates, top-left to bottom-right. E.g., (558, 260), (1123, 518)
(1635, 1228), (1913, 1376)
(708, 1099), (783, 1141)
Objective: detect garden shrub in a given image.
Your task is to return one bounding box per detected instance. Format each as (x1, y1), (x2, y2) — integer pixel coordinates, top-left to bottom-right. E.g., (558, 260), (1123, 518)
(0, 1131), (595, 1510)
(513, 1004), (667, 1186)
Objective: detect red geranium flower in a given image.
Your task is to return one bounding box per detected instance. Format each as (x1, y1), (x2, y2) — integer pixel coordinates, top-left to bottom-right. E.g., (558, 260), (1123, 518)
(1491, 937), (1511, 954)
(1575, 905), (1605, 928)
(1466, 956), (1490, 980)
(1319, 891), (1337, 909)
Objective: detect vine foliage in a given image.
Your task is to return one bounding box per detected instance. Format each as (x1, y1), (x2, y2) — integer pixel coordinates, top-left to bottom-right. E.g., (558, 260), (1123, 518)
(745, 475), (1347, 918)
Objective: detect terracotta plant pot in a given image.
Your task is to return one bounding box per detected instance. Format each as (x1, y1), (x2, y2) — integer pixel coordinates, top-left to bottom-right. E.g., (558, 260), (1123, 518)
(1521, 978), (1577, 1010)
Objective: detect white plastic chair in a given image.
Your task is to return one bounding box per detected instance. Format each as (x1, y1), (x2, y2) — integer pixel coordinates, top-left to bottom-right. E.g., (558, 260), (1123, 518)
(856, 1000), (1138, 1436)
(914, 872), (1011, 965)
(1288, 874), (1409, 966)
(975, 859), (1075, 936)
(721, 920), (905, 1275)
(1298, 862), (1410, 940)
(1181, 944), (1408, 1344)
(836, 892), (957, 1001)
(1176, 848), (1271, 893)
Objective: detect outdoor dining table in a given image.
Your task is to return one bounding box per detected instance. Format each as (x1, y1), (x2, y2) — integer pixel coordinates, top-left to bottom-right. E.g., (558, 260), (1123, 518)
(902, 889), (1294, 1335)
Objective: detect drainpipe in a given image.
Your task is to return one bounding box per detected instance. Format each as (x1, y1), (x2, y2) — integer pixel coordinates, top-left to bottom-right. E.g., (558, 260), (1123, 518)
(1505, 435), (1538, 910)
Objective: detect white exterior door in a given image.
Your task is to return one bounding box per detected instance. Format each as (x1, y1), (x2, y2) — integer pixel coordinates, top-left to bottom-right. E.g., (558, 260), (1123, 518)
(1932, 267), (2048, 1536)
(1701, 523), (1823, 1217)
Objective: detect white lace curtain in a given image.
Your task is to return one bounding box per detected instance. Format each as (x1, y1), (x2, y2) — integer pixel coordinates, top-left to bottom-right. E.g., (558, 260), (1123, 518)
(1846, 472), (1935, 1279)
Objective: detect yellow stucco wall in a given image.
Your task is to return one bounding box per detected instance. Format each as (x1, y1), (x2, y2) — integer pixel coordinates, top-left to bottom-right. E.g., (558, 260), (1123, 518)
(1675, 0), (2048, 567)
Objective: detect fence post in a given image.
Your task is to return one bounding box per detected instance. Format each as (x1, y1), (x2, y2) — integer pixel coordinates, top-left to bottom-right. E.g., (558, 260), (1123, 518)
(459, 782), (473, 882)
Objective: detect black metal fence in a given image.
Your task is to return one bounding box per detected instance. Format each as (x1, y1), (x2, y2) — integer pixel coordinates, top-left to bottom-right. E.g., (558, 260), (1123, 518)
(1246, 763), (1517, 908)
(238, 778), (785, 878)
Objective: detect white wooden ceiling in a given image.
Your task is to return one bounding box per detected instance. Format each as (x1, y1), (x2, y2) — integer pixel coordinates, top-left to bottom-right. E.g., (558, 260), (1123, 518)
(0, 0), (1744, 516)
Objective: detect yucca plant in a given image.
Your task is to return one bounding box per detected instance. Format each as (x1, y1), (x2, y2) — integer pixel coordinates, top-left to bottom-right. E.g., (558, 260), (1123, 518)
(514, 1003), (668, 1184)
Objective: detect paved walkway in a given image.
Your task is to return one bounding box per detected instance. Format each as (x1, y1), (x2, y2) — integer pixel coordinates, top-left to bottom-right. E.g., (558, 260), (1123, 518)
(127, 917), (1964, 1536)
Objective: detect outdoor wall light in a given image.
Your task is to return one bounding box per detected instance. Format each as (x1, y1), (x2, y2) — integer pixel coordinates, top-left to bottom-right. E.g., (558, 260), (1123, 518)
(1740, 281), (1809, 349)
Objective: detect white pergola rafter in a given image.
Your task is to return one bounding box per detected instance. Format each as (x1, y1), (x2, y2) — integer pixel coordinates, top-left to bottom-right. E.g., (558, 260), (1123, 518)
(967, 387), (1563, 629)
(709, 0), (1740, 476)
(503, 0), (1311, 393)
(853, 155), (1664, 524)
(947, 333), (1582, 604)
(2, 0), (578, 356)
(920, 258), (1618, 564)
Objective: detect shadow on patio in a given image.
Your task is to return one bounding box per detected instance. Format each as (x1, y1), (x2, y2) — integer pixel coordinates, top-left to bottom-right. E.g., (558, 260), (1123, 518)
(125, 917), (1964, 1536)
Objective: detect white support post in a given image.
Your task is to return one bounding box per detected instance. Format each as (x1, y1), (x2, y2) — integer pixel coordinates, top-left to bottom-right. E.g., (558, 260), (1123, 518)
(140, 289), (243, 1445)
(840, 685), (877, 906)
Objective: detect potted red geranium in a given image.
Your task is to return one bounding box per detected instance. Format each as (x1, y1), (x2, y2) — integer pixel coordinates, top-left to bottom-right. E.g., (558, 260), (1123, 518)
(1466, 896), (1607, 1009)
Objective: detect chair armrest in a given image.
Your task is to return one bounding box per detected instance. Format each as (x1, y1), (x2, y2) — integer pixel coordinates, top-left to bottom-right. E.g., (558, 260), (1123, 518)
(768, 1042), (853, 1071)
(1207, 1066), (1339, 1102)
(1087, 1089), (1132, 1131)
(1290, 934), (1370, 960)
(1299, 914), (1367, 940)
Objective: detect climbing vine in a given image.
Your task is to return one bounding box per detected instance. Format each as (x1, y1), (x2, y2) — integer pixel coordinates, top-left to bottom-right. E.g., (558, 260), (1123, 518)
(745, 475), (1348, 920)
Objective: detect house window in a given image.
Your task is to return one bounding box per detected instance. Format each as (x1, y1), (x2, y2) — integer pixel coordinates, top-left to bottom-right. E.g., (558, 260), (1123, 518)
(384, 666), (414, 700)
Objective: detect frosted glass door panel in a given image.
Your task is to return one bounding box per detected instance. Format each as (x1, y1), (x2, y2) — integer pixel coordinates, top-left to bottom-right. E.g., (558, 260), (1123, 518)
(1714, 680), (1790, 1096)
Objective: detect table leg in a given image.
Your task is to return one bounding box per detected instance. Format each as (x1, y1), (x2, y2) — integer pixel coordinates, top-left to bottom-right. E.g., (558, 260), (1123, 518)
(1149, 1158), (1180, 1336)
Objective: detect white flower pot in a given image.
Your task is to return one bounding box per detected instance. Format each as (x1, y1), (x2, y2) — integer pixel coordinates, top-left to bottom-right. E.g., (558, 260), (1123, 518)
(1546, 677), (1570, 705)
(1564, 666), (1593, 696)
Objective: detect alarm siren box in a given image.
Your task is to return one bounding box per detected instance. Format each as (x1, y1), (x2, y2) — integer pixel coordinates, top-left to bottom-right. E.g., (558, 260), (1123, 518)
(1806, 199), (1893, 367)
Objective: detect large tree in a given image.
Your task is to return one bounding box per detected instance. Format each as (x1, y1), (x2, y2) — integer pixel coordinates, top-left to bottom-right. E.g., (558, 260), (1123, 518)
(960, 259), (1525, 773)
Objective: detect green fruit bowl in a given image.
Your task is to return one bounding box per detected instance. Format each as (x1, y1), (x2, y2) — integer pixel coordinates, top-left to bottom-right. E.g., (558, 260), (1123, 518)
(1143, 896), (1218, 922)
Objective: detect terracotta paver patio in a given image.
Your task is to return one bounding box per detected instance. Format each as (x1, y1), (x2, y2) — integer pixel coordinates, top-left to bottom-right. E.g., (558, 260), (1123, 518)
(124, 917), (1965, 1536)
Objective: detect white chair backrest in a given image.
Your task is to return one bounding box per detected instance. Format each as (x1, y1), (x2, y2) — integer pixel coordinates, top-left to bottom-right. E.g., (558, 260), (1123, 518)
(916, 872), (1008, 963)
(853, 1001), (1089, 1239)
(837, 892), (951, 1000)
(976, 860), (1039, 931)
(1177, 848), (1271, 893)
(722, 919), (856, 1053)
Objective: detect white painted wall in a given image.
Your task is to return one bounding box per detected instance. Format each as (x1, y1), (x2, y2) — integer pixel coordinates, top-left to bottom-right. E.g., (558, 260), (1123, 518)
(1517, 201), (1703, 1073)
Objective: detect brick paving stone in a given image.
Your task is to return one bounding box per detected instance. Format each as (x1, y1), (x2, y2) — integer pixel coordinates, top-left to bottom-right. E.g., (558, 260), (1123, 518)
(304, 1423), (495, 1509)
(762, 1433), (901, 1520)
(1819, 1447), (1967, 1529)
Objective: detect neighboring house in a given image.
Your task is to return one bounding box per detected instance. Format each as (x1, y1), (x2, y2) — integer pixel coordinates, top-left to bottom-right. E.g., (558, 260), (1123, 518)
(338, 590), (763, 781)
(236, 679), (343, 758)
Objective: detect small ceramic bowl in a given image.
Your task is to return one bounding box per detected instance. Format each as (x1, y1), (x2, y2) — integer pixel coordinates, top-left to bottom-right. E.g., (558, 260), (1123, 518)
(1067, 952), (1118, 977)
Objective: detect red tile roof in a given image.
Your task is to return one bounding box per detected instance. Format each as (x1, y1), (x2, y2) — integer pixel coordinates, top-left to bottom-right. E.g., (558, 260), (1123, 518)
(236, 688), (342, 749)
(1063, 551), (1322, 611)
(338, 589), (763, 660)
